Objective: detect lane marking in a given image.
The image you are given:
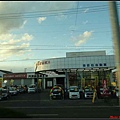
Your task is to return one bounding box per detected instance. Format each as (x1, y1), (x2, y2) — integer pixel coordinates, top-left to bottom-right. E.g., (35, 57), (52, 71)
(5, 106), (120, 109)
(27, 114), (58, 116)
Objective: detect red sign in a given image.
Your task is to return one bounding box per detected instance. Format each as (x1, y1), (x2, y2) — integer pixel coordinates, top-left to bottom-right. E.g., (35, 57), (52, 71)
(3, 73), (27, 80)
(103, 80), (107, 88)
(102, 80), (108, 94)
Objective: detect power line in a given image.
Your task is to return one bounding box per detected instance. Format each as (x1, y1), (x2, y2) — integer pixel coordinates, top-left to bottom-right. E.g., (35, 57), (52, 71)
(0, 44), (114, 47)
(0, 4), (117, 19)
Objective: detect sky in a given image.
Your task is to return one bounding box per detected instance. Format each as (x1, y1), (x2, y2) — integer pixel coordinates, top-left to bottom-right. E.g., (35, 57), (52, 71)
(0, 1), (119, 73)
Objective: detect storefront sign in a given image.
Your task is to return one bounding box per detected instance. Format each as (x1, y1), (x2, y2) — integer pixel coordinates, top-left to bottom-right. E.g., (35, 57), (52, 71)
(36, 61), (50, 66)
(3, 73), (27, 80)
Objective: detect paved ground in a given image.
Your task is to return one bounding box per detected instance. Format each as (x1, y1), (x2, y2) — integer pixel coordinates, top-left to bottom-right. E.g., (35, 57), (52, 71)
(0, 90), (119, 118)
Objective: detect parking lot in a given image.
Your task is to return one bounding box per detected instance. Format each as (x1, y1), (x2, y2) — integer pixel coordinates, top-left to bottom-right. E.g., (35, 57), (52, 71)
(0, 89), (119, 118)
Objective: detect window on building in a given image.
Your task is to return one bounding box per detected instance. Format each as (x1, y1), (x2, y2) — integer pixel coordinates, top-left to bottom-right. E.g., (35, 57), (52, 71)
(28, 75), (31, 77)
(104, 63), (107, 66)
(95, 64), (98, 66)
(91, 64), (94, 67)
(83, 64), (86, 67)
(99, 63), (102, 66)
(87, 64), (90, 67)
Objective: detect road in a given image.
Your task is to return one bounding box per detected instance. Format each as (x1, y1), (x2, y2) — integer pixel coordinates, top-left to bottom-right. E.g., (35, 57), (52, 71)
(0, 90), (119, 118)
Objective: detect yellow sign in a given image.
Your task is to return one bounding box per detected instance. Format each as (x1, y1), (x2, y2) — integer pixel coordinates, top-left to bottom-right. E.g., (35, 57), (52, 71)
(10, 79), (14, 85)
(92, 91), (96, 103)
(0, 78), (3, 88)
(111, 82), (116, 87)
(82, 78), (85, 87)
(38, 79), (41, 88)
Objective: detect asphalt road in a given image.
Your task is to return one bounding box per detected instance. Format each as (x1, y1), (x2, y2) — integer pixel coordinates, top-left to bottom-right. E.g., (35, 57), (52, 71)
(0, 90), (120, 118)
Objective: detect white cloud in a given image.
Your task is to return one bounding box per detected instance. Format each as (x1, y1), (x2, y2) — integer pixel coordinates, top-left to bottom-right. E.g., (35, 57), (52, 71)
(71, 31), (93, 46)
(37, 17), (46, 24)
(0, 33), (33, 61)
(0, 2), (76, 34)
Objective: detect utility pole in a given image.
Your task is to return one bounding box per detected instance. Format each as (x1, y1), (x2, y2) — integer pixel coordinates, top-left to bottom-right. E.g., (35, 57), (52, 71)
(108, 1), (120, 106)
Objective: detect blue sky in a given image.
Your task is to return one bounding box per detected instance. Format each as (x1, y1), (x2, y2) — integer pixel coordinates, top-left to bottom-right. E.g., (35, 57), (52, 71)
(0, 1), (119, 72)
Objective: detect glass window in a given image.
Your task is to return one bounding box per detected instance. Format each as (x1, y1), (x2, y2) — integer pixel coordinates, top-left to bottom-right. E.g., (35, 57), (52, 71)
(104, 63), (107, 66)
(99, 63), (102, 66)
(95, 64), (98, 66)
(87, 64), (90, 67)
(83, 64), (86, 67)
(91, 64), (94, 67)
(69, 87), (79, 92)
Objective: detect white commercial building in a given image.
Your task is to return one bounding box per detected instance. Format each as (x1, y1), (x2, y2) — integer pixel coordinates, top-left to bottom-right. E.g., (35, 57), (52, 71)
(35, 51), (116, 90)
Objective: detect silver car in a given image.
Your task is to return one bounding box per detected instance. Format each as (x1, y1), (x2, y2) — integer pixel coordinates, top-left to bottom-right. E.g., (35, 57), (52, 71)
(28, 84), (37, 93)
(84, 88), (94, 99)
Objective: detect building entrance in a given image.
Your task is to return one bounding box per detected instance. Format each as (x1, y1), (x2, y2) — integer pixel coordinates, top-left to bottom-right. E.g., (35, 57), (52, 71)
(56, 77), (65, 87)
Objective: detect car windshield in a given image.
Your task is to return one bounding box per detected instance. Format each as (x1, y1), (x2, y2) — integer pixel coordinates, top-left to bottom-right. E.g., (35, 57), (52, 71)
(84, 89), (90, 92)
(69, 87), (79, 92)
(52, 88), (61, 93)
(29, 84), (36, 88)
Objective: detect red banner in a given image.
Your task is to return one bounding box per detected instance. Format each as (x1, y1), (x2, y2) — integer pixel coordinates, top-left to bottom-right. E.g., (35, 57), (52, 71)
(103, 80), (107, 88)
(102, 80), (108, 94)
(3, 73), (27, 80)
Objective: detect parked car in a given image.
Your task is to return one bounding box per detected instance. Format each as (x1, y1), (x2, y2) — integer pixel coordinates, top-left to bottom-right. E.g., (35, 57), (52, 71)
(54, 84), (64, 90)
(68, 86), (80, 99)
(16, 85), (26, 93)
(2, 89), (10, 100)
(8, 87), (18, 96)
(50, 86), (64, 100)
(99, 87), (111, 99)
(83, 86), (94, 99)
(0, 95), (3, 101)
(28, 84), (37, 93)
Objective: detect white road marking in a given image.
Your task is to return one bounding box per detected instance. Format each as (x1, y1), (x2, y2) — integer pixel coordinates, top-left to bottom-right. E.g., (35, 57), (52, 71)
(5, 106), (120, 109)
(27, 114), (58, 116)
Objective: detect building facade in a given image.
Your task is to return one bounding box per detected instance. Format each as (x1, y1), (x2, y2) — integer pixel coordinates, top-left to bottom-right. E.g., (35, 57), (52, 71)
(35, 51), (116, 89)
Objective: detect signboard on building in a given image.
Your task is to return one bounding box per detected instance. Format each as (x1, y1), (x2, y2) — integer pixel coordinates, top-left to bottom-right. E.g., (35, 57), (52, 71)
(3, 73), (27, 80)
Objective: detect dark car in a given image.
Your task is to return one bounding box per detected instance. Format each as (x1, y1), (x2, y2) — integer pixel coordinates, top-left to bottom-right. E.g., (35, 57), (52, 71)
(50, 86), (64, 100)
(99, 87), (111, 99)
(0, 95), (3, 101)
(54, 84), (64, 91)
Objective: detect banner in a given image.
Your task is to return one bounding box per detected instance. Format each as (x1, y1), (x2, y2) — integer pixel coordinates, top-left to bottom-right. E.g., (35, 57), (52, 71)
(102, 80), (108, 94)
(38, 79), (41, 88)
(10, 79), (14, 86)
(0, 78), (3, 88)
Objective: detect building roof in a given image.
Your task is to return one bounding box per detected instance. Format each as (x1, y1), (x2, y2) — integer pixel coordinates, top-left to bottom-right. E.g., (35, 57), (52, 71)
(0, 70), (12, 74)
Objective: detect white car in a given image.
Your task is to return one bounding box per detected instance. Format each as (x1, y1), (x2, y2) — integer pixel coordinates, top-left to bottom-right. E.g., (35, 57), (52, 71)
(28, 84), (37, 93)
(68, 86), (80, 99)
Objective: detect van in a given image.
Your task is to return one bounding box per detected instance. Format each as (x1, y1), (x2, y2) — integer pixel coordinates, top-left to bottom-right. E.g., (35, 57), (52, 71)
(68, 86), (80, 99)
